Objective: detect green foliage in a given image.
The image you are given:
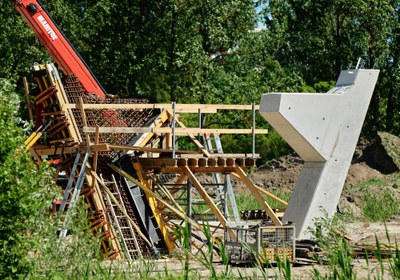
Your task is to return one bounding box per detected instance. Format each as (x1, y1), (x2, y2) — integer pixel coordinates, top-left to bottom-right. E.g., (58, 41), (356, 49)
(194, 221), (217, 279)
(388, 241), (400, 279)
(362, 226), (400, 280)
(3, 0), (400, 145)
(0, 79), (56, 278)
(309, 213), (356, 280)
(275, 253), (292, 280)
(355, 178), (387, 191)
(254, 130), (293, 163)
(314, 81), (336, 93)
(361, 190), (400, 221)
(0, 80), (107, 279)
(263, 0), (400, 136)
(27, 202), (107, 279)
(0, 2), (49, 81)
(312, 240), (355, 280)
(236, 189), (291, 212)
(308, 212), (346, 257)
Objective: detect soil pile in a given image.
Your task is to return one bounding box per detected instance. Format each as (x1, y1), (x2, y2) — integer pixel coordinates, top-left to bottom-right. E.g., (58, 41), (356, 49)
(244, 132), (400, 193)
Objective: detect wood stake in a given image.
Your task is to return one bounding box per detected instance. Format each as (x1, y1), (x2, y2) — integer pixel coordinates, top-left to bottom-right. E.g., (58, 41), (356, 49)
(79, 97), (91, 144)
(23, 77), (34, 122)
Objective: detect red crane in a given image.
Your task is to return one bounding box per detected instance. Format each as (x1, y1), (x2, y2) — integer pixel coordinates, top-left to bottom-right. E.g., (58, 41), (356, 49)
(13, 0), (107, 99)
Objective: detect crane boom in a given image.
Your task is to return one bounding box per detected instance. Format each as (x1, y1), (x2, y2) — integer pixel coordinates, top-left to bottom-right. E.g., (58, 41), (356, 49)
(13, 0), (106, 99)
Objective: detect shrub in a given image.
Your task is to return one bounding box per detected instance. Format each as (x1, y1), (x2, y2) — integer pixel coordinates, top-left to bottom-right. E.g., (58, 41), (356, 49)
(0, 79), (56, 278)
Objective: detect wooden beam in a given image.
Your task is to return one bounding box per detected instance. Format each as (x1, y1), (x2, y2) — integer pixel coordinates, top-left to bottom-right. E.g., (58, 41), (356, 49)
(107, 144), (200, 154)
(132, 159), (176, 252)
(65, 103), (216, 112)
(65, 103), (261, 112)
(229, 172), (241, 181)
(163, 174), (188, 198)
(254, 185), (288, 207)
(175, 174), (187, 185)
(92, 125), (100, 183)
(90, 143), (110, 152)
(183, 166), (236, 239)
(79, 97), (91, 144)
(83, 126), (268, 135)
(23, 77), (34, 122)
(84, 165), (122, 259)
(84, 127), (152, 134)
(178, 153), (260, 159)
(135, 110), (170, 148)
(91, 170), (152, 247)
(234, 166), (282, 226)
(171, 113), (211, 157)
(31, 145), (79, 156)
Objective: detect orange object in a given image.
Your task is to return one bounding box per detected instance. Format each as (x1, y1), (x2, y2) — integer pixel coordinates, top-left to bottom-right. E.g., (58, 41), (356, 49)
(13, 0), (106, 99)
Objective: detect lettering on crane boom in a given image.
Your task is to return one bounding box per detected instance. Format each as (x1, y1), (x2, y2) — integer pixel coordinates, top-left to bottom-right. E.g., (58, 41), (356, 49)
(37, 15), (58, 41)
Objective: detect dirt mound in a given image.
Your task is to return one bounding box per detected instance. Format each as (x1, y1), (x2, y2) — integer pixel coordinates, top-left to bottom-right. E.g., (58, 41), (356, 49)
(361, 132), (400, 174)
(248, 154), (303, 191)
(247, 157), (382, 193)
(345, 162), (383, 188)
(244, 133), (400, 193)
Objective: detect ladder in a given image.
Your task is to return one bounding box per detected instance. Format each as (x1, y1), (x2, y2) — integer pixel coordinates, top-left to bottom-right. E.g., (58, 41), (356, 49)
(58, 147), (91, 238)
(102, 174), (142, 260)
(203, 133), (240, 223)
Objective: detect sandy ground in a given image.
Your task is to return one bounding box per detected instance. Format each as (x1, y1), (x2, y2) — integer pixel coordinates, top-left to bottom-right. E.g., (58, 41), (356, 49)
(346, 220), (400, 245)
(103, 251), (392, 279)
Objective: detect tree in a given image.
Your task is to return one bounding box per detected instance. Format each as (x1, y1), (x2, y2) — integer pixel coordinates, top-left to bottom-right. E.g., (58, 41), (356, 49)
(0, 79), (55, 278)
(0, 1), (49, 82)
(262, 0), (400, 137)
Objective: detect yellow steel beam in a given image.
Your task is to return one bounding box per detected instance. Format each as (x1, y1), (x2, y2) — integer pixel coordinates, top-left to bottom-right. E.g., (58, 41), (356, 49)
(107, 163), (203, 232)
(132, 159), (176, 252)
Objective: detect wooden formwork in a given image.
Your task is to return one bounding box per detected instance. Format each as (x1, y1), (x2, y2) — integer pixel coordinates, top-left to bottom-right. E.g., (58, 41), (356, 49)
(25, 62), (286, 260)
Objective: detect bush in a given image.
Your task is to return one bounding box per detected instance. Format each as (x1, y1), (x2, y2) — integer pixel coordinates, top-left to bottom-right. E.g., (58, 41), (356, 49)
(0, 79), (114, 279)
(0, 79), (56, 278)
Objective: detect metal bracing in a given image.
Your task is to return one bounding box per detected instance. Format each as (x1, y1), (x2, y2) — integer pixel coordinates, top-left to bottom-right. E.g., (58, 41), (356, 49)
(203, 133), (240, 223)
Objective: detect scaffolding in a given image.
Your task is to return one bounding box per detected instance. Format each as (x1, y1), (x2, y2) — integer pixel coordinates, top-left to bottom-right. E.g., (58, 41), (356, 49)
(25, 62), (287, 259)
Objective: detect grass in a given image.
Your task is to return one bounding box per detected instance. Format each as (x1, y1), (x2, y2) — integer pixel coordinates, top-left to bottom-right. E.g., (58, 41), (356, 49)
(354, 177), (388, 191)
(307, 211), (400, 280)
(24, 201), (400, 279)
(236, 189), (291, 211)
(342, 172), (400, 222)
(362, 190), (400, 221)
(23, 166), (400, 279)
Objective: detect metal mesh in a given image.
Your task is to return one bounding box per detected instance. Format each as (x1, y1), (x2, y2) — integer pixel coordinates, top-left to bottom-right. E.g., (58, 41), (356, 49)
(62, 74), (156, 257)
(225, 224), (295, 263)
(63, 74), (158, 159)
